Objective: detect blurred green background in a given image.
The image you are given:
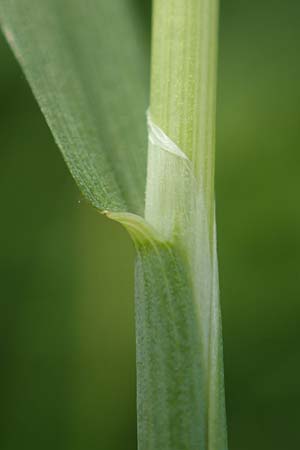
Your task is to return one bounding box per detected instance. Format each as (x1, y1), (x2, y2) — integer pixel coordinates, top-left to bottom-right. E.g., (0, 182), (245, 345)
(0, 0), (299, 449)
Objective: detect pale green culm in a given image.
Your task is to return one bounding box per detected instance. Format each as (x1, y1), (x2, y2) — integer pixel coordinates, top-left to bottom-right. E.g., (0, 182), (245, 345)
(0, 0), (228, 449)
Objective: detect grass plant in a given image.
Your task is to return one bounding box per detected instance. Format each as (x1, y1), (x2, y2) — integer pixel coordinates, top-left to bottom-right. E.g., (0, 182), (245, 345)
(0, 1), (227, 449)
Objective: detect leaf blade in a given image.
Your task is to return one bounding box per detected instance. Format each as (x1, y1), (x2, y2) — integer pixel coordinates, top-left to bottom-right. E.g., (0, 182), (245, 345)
(0, 0), (149, 213)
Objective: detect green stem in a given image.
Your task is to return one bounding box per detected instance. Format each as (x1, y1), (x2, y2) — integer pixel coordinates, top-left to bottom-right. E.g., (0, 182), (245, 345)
(113, 1), (227, 449)
(149, 0), (219, 239)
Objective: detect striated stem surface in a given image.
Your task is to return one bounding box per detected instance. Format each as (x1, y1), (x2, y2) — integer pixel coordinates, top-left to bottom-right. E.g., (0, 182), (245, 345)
(132, 1), (228, 449)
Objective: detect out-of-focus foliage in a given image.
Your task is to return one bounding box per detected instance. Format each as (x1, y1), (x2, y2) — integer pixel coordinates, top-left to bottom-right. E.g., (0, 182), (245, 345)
(0, 0), (299, 449)
(217, 1), (300, 448)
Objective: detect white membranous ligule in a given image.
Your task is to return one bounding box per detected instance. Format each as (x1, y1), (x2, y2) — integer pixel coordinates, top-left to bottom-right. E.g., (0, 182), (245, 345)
(147, 111), (189, 161)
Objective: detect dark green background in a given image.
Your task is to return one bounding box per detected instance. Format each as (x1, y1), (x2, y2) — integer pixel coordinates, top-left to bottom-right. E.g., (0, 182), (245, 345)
(1, 0), (299, 449)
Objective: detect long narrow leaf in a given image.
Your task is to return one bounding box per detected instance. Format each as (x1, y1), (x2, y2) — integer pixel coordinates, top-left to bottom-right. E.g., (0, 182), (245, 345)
(0, 0), (149, 213)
